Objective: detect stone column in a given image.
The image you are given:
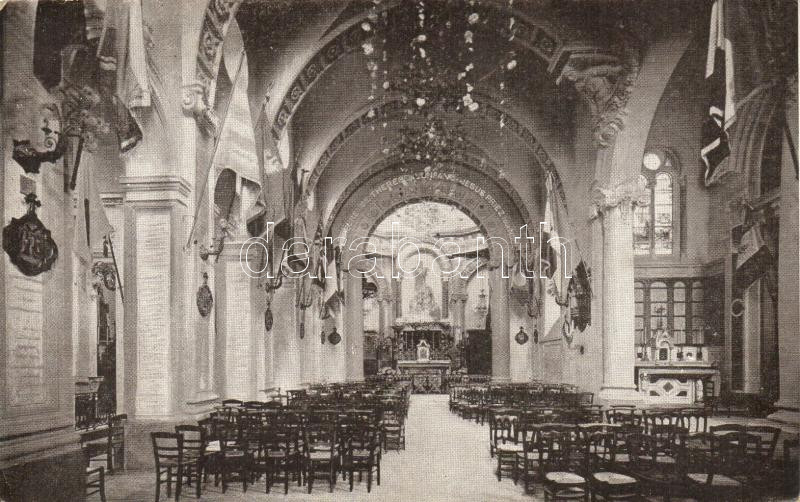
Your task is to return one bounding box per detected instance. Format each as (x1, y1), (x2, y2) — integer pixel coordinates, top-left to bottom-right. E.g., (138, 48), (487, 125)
(344, 273), (364, 381)
(215, 241), (257, 400)
(769, 92), (800, 423)
(592, 182), (642, 402)
(489, 267), (511, 382)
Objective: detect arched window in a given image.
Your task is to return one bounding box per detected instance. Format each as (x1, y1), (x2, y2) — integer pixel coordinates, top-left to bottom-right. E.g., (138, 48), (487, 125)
(634, 150), (679, 256)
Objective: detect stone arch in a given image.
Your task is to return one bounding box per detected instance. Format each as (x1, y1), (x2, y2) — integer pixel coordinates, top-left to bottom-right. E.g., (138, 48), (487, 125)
(310, 94), (564, 215)
(329, 162), (528, 271)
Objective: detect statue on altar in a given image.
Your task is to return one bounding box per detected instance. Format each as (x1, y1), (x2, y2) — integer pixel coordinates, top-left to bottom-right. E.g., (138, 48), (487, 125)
(416, 340), (431, 361)
(412, 268), (440, 319)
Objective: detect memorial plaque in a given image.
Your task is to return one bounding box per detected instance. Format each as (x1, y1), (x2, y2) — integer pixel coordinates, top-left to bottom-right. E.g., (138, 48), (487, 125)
(135, 211), (171, 416)
(6, 265), (44, 406)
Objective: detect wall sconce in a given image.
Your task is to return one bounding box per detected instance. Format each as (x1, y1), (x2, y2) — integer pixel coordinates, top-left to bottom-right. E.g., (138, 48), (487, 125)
(533, 328), (539, 344)
(515, 326), (529, 345)
(577, 345), (585, 355)
(199, 218), (232, 261)
(328, 327), (341, 345)
(12, 105), (66, 174)
(320, 329), (326, 345)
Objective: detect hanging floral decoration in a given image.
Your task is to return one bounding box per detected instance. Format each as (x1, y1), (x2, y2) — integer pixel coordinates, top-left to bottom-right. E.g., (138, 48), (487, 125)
(364, 0), (520, 162)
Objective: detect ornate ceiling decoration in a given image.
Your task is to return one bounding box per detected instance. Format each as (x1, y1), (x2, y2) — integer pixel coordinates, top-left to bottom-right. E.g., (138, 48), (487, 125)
(265, 0), (626, 142)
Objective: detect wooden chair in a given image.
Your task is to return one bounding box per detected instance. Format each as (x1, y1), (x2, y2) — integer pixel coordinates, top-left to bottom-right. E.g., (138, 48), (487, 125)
(381, 409), (405, 451)
(175, 425), (206, 499)
(342, 422), (381, 492)
(215, 420), (251, 494)
(151, 432), (183, 502)
(85, 466), (106, 502)
(685, 431), (750, 501)
(261, 423), (294, 494)
(540, 428), (588, 501)
(625, 431), (687, 502)
(304, 422), (338, 493)
(82, 414), (127, 474)
(515, 422), (540, 493)
(584, 431), (640, 501)
(494, 416), (522, 481)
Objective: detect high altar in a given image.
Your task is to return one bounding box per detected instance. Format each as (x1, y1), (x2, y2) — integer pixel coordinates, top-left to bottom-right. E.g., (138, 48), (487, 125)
(394, 324), (453, 393)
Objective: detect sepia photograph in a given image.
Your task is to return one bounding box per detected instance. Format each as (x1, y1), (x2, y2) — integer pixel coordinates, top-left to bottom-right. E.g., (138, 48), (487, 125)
(0, 0), (797, 500)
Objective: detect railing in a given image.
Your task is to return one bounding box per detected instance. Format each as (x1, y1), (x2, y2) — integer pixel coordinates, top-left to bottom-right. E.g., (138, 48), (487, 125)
(75, 380), (114, 429)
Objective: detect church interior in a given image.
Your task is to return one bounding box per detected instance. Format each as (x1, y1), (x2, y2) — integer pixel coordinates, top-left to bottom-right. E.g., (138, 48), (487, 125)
(0, 0), (798, 500)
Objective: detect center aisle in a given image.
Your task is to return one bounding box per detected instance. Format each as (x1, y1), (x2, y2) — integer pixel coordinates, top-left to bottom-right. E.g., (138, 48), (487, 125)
(107, 394), (533, 501)
(386, 393), (531, 502)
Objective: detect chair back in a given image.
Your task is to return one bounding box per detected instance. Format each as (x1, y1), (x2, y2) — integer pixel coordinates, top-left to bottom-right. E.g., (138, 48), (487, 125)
(108, 414), (127, 446)
(151, 432), (183, 468)
(745, 425), (780, 462)
(678, 408), (708, 434)
(175, 425), (206, 460)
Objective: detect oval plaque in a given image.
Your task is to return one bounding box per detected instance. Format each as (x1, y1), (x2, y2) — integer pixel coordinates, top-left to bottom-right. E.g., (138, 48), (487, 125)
(196, 273), (213, 317)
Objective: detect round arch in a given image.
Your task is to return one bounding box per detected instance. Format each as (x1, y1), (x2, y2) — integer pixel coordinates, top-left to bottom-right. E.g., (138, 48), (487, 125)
(307, 94), (566, 215)
(329, 161), (528, 269)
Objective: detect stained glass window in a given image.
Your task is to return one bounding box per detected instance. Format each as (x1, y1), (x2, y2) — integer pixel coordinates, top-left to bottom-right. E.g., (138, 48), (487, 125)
(634, 151), (678, 257)
(633, 175), (651, 256)
(653, 173), (673, 254)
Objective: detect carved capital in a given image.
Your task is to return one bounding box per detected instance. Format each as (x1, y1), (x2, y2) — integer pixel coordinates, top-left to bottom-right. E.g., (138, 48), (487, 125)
(181, 83), (219, 134)
(590, 178), (647, 220)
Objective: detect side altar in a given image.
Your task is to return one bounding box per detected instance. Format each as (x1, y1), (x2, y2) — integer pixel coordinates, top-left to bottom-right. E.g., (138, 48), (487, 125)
(396, 340), (452, 393)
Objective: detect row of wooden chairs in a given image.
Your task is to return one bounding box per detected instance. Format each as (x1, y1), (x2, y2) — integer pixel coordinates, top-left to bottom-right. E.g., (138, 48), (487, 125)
(491, 419), (786, 501)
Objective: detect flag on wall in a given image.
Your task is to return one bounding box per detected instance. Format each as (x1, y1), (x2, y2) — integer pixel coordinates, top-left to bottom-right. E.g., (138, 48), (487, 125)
(95, 0), (148, 153)
(73, 153), (114, 262)
(540, 174), (561, 281)
(258, 108), (291, 228)
(701, 0), (736, 186)
(735, 224), (773, 288)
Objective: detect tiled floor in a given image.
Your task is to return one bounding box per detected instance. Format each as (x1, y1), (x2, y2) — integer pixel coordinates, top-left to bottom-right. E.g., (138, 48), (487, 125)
(104, 394), (534, 502)
(102, 395), (799, 502)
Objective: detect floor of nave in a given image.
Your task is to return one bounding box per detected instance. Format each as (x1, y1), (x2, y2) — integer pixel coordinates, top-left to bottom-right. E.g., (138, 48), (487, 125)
(105, 394), (534, 502)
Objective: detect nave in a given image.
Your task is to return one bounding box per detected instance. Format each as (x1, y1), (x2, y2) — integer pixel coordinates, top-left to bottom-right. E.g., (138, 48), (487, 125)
(103, 394), (530, 502)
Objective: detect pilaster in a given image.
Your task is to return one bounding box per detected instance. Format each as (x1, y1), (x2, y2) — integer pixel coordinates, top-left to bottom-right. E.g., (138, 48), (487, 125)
(489, 267), (511, 382)
(344, 273), (364, 382)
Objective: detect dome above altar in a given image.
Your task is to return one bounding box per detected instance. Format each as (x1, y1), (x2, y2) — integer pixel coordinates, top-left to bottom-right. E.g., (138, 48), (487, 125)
(372, 201), (481, 240)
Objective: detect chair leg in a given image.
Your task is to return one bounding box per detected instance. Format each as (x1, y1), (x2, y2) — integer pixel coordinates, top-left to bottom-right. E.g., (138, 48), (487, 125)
(166, 468), (172, 498)
(195, 466), (202, 499)
(155, 475), (161, 502)
(174, 467), (182, 502)
(99, 468), (107, 502)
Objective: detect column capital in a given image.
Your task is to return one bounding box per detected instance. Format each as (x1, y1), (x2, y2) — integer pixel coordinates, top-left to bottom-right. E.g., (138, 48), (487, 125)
(590, 178), (648, 220)
(181, 83), (219, 135)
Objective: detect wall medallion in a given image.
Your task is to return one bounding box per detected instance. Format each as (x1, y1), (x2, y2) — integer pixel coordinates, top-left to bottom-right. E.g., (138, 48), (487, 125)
(196, 272), (213, 317)
(515, 326), (529, 345)
(2, 193), (58, 276)
(327, 327), (341, 345)
(561, 317), (573, 346)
